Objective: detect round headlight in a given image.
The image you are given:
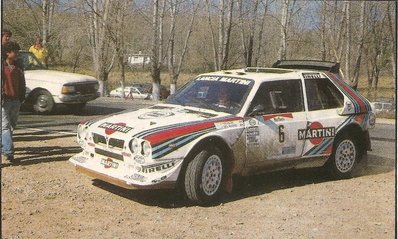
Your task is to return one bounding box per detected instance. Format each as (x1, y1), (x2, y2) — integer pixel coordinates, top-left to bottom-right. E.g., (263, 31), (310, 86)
(142, 141), (152, 157)
(129, 138), (141, 154)
(77, 124), (87, 139)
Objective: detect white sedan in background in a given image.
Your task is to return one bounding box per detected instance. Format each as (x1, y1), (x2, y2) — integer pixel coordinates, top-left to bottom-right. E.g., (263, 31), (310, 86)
(109, 86), (151, 99)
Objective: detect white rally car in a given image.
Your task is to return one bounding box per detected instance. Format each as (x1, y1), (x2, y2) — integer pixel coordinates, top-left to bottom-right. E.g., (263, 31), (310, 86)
(70, 61), (375, 204)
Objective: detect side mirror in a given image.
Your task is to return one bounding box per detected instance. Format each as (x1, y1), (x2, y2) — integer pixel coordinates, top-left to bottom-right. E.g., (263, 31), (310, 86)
(249, 104), (265, 117)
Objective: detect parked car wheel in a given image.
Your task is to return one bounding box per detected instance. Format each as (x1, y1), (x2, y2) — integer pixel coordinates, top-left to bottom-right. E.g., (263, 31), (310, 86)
(184, 147), (224, 204)
(328, 134), (359, 178)
(32, 90), (54, 114)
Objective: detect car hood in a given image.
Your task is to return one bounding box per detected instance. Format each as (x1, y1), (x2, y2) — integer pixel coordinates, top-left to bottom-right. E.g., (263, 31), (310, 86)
(84, 103), (241, 139)
(25, 70), (97, 83)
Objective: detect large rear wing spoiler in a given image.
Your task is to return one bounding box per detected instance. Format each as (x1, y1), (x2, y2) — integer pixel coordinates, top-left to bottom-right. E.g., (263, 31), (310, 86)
(272, 60), (340, 74)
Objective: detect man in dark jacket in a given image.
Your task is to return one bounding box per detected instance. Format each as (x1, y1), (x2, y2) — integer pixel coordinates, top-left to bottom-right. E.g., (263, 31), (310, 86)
(2, 41), (26, 164)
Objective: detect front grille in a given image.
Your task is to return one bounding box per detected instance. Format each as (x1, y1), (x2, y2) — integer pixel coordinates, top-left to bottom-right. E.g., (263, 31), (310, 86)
(93, 133), (106, 144)
(93, 133), (125, 149)
(109, 138), (124, 149)
(95, 148), (124, 161)
(75, 83), (98, 94)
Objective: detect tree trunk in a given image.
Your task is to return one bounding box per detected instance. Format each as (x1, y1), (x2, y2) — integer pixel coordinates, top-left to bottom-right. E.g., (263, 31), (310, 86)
(254, 0), (269, 67)
(205, 0), (218, 71)
(168, 0), (199, 95)
(278, 0), (289, 60)
(221, 0), (234, 70)
(351, 1), (365, 90)
(151, 0), (161, 101)
(344, 1), (351, 84)
(217, 0), (225, 70)
(42, 0), (49, 44)
(320, 1), (326, 61)
(387, 2), (396, 88)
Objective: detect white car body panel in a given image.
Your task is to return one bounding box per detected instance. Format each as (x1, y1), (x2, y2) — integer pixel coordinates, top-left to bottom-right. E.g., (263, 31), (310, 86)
(70, 68), (375, 190)
(25, 70), (98, 103)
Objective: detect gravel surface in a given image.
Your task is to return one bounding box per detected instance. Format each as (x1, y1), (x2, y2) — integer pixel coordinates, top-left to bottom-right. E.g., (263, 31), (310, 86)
(1, 128), (395, 239)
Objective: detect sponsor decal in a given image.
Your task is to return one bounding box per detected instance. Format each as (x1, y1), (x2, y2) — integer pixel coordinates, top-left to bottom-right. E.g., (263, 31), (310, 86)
(139, 161), (175, 174)
(282, 145), (296, 155)
(178, 109), (217, 119)
(124, 173), (146, 182)
(152, 175), (168, 184)
(298, 122), (335, 145)
(134, 155), (145, 164)
(150, 105), (174, 110)
(214, 120), (244, 129)
(73, 156), (88, 163)
(196, 76), (252, 85)
(263, 113), (293, 121)
(219, 77), (251, 85)
(246, 126), (260, 146)
(302, 73), (322, 79)
(99, 122), (133, 135)
(100, 158), (119, 169)
(248, 119), (257, 126)
(138, 111), (175, 119)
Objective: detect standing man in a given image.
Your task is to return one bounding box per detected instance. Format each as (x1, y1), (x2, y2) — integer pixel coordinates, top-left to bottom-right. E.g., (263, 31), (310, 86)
(29, 37), (48, 66)
(2, 42), (26, 164)
(1, 29), (12, 46)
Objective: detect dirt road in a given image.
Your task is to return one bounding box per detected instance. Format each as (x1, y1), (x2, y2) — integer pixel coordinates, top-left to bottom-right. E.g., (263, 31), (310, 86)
(1, 128), (395, 239)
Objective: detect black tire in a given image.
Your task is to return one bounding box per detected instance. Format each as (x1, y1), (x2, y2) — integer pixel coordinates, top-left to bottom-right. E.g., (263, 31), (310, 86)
(66, 103), (86, 113)
(184, 147), (224, 204)
(328, 134), (359, 179)
(32, 90), (54, 114)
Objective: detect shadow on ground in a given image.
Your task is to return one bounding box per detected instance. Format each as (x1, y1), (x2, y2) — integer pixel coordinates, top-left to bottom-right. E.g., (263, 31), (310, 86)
(2, 144), (80, 168)
(91, 157), (394, 208)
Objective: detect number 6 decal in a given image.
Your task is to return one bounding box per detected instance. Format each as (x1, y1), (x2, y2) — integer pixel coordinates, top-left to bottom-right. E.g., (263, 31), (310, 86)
(278, 125), (285, 143)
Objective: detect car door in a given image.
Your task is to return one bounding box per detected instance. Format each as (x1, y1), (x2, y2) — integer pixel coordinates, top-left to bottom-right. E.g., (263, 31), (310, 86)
(245, 79), (307, 166)
(301, 73), (345, 157)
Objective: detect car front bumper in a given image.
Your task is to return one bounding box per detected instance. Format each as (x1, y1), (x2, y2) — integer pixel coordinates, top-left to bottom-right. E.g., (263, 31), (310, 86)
(56, 92), (100, 104)
(69, 152), (183, 190)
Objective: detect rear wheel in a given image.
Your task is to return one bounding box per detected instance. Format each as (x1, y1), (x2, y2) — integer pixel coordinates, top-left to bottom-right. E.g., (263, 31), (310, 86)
(32, 90), (54, 114)
(328, 135), (359, 178)
(184, 147), (224, 204)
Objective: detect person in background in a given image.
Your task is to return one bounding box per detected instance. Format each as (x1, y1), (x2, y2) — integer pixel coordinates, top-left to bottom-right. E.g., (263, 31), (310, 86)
(2, 42), (26, 164)
(29, 37), (48, 66)
(2, 29), (12, 46)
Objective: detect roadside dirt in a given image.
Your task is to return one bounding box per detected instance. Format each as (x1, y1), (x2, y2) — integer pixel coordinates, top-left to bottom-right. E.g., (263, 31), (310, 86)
(1, 129), (395, 239)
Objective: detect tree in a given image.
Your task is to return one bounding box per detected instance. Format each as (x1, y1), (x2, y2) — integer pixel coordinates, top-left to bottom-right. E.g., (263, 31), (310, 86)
(151, 0), (162, 101)
(41, 0), (55, 45)
(278, 0), (289, 60)
(205, 0), (235, 71)
(84, 0), (117, 96)
(237, 0), (260, 67)
(364, 1), (391, 98)
(167, 0), (200, 95)
(107, 0), (130, 98)
(350, 1), (366, 90)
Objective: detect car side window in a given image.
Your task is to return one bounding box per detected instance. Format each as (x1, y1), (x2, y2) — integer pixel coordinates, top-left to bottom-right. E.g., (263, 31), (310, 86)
(305, 78), (344, 111)
(249, 80), (304, 115)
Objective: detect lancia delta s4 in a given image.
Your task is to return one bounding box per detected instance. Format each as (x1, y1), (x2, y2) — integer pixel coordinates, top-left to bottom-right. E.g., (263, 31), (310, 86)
(69, 61), (375, 204)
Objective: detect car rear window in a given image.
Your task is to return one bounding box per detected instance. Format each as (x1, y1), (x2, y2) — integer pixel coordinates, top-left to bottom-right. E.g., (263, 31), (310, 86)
(305, 78), (344, 111)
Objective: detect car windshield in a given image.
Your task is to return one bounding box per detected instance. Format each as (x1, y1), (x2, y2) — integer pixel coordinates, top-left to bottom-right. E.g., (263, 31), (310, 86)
(167, 75), (254, 114)
(17, 52), (46, 70)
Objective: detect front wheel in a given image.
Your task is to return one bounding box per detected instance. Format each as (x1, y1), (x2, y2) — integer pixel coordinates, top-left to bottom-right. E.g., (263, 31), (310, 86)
(184, 147), (224, 204)
(328, 135), (359, 178)
(32, 90), (54, 114)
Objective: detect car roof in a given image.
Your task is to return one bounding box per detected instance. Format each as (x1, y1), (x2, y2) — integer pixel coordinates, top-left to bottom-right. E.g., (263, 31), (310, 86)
(198, 67), (326, 83)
